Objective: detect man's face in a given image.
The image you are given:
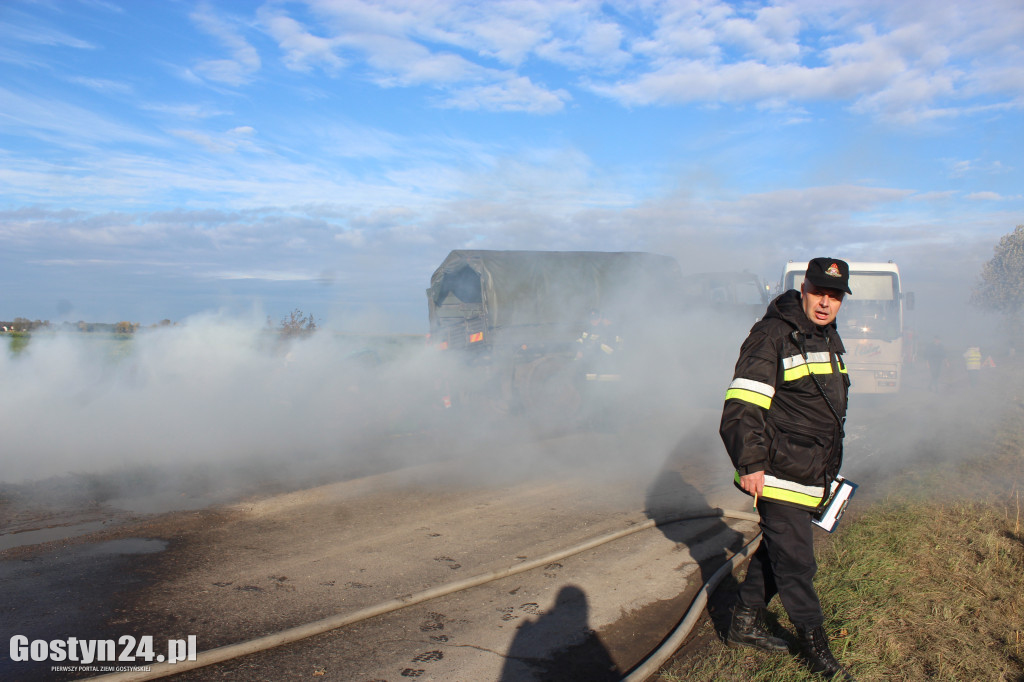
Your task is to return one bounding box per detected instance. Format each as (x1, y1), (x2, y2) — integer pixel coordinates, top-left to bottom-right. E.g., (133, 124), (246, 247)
(801, 281), (845, 326)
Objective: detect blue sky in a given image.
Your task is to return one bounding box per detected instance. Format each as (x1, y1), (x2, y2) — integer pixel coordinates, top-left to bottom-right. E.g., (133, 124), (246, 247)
(1, 0), (1022, 332)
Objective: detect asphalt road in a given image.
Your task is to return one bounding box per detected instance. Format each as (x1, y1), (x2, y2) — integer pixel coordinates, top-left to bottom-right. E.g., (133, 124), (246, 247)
(1, 407), (761, 682)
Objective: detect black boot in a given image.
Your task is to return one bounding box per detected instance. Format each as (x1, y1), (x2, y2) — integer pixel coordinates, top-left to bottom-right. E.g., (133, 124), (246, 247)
(726, 604), (789, 652)
(797, 625), (855, 680)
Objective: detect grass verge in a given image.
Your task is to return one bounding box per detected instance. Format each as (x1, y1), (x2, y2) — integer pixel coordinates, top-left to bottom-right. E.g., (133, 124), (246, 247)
(658, 376), (1024, 681)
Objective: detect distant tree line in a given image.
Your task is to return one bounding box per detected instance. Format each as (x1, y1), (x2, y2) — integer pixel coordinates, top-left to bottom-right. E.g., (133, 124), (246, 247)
(2, 311), (322, 336)
(0, 318), (50, 332)
(0, 319), (176, 333)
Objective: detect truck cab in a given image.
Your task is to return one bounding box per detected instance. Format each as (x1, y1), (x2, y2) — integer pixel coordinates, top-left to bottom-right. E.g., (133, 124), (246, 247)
(426, 249), (685, 421)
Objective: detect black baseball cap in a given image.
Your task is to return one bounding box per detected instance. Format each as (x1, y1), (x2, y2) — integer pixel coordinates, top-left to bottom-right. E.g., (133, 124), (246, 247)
(805, 257), (852, 294)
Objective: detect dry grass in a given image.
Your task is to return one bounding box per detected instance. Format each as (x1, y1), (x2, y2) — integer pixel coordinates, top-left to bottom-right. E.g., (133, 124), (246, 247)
(816, 500), (1024, 680)
(659, 498), (1024, 681)
(659, 371), (1024, 681)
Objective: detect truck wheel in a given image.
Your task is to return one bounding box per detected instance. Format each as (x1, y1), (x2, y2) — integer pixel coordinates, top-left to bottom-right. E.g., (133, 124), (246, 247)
(454, 365), (516, 418)
(521, 355), (582, 423)
(483, 369), (515, 416)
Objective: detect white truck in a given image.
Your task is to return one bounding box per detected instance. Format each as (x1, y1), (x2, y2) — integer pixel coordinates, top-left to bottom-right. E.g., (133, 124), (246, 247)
(781, 260), (913, 394)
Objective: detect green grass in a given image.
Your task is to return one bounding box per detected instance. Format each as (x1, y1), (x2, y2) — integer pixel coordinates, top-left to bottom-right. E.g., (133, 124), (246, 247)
(4, 331), (32, 354)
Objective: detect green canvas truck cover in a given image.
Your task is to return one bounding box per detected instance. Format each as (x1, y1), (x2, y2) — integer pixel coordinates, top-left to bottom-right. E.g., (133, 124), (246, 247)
(428, 249), (683, 332)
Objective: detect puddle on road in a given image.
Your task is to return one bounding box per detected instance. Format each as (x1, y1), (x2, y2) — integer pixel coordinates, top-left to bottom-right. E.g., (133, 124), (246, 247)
(0, 490), (219, 553)
(0, 521), (108, 552)
(0, 526), (169, 554)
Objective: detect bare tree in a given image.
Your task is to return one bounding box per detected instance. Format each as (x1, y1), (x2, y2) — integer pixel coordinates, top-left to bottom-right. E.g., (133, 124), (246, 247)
(278, 309), (317, 337)
(972, 224), (1024, 346)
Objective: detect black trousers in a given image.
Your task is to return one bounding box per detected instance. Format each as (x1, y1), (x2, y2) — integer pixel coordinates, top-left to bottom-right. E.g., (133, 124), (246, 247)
(737, 499), (824, 628)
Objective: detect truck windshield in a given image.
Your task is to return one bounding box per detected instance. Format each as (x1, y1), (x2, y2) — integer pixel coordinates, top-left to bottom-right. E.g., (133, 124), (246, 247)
(783, 270), (901, 341)
(840, 272), (900, 341)
(735, 279), (766, 305)
(437, 265), (482, 304)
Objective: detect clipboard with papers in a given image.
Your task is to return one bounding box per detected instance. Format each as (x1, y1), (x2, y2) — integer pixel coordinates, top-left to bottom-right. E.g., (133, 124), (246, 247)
(812, 475), (858, 532)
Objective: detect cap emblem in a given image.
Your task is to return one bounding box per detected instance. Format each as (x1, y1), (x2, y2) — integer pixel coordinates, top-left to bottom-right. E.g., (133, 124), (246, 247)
(825, 263), (842, 278)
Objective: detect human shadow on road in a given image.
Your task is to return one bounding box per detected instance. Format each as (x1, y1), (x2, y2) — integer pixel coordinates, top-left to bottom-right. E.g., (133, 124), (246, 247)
(643, 428), (752, 643)
(497, 584), (620, 682)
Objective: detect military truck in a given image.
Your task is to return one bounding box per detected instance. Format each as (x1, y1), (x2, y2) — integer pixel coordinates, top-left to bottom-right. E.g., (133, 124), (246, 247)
(678, 271), (771, 323)
(426, 249), (686, 421)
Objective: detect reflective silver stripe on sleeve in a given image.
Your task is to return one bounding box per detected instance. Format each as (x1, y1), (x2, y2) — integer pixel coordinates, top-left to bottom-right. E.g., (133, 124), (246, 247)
(727, 378), (775, 398)
(763, 474), (825, 499)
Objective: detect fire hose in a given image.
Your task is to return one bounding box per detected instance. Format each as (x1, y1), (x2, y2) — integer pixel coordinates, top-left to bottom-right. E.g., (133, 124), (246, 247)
(87, 508), (762, 682)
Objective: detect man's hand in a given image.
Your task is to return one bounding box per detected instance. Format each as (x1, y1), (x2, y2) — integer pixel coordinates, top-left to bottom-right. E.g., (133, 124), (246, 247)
(739, 470), (765, 497)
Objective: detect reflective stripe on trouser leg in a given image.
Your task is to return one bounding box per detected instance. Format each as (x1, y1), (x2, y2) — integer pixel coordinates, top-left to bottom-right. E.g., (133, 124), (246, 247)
(737, 499), (824, 628)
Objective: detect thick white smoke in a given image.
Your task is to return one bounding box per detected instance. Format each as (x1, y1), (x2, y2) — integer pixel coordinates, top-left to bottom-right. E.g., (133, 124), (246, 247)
(1, 246), (1013, 519)
(0, 314), (447, 506)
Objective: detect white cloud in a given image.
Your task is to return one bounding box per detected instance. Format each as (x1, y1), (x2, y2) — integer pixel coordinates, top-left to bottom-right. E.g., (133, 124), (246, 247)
(451, 12), (547, 66)
(533, 15), (632, 71)
(255, 4), (575, 113)
(948, 159), (974, 178)
(66, 76), (134, 95)
(911, 190), (957, 201)
(334, 229), (367, 247)
(234, 0), (1024, 121)
(189, 5), (261, 86)
(0, 86), (166, 148)
(345, 32), (487, 86)
(259, 8), (346, 73)
(590, 59), (855, 105)
(192, 58), (257, 87)
(170, 128), (257, 154)
(718, 5), (802, 63)
(140, 103), (232, 120)
(947, 159), (1016, 179)
(440, 75), (570, 113)
(586, 1), (1023, 123)
(0, 19), (95, 49)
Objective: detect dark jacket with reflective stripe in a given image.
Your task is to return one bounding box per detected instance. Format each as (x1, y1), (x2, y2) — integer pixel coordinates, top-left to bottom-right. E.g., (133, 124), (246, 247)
(719, 289), (850, 510)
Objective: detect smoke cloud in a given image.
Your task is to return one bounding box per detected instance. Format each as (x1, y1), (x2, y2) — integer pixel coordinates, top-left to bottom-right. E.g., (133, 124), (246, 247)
(0, 243), (1014, 522)
(0, 314), (447, 506)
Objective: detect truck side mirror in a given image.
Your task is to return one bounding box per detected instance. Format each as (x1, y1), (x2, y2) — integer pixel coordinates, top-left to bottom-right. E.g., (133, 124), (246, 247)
(904, 292), (915, 311)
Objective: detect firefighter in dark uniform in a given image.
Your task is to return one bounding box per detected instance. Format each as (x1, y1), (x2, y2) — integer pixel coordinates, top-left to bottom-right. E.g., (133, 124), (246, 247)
(720, 258), (855, 680)
(576, 308), (622, 380)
